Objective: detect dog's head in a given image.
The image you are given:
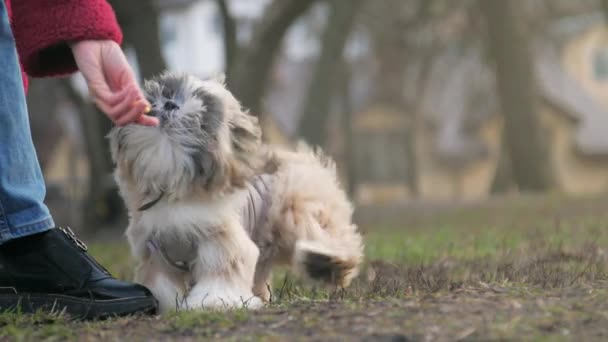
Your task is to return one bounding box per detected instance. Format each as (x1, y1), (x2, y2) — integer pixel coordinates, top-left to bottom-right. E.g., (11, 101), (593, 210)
(109, 72), (264, 199)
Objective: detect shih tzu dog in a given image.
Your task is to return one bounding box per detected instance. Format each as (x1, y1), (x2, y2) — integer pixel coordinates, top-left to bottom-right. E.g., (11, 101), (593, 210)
(108, 72), (363, 312)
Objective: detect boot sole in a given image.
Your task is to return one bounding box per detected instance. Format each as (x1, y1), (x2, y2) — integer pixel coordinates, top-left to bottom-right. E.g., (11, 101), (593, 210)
(0, 293), (158, 320)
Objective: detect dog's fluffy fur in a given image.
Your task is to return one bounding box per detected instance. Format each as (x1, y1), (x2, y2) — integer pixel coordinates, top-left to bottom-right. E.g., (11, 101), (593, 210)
(108, 73), (363, 312)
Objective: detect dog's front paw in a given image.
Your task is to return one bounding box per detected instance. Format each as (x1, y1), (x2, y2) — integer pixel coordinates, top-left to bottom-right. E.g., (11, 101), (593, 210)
(186, 292), (263, 310)
(185, 282), (263, 310)
(241, 295), (263, 310)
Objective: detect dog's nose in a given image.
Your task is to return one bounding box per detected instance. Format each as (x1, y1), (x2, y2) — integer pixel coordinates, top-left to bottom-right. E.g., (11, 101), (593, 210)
(163, 101), (179, 111)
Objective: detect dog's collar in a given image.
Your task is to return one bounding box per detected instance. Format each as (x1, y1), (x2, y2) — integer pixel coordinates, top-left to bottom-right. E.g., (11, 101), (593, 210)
(139, 191), (165, 211)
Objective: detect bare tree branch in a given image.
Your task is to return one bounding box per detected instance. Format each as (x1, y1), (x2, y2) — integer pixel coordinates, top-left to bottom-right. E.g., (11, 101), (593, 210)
(230, 0), (320, 117)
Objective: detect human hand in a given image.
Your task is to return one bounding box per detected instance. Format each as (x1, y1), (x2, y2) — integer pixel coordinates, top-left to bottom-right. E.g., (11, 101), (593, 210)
(71, 40), (159, 126)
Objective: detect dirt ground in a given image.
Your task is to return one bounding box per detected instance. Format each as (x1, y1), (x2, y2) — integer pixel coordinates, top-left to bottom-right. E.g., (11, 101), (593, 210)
(3, 193), (608, 341)
(3, 280), (608, 341)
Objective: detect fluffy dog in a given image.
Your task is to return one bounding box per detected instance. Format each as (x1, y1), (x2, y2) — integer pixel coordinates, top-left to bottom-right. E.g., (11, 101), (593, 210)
(108, 73), (363, 312)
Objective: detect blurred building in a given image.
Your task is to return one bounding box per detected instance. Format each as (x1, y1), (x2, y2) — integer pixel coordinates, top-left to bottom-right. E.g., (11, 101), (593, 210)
(352, 14), (608, 203)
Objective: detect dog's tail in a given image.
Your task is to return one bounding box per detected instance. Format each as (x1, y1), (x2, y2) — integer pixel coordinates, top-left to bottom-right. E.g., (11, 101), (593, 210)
(293, 235), (363, 288)
(272, 142), (363, 287)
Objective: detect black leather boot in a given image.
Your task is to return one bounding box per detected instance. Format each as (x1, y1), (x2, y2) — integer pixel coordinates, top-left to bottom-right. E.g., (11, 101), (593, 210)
(0, 227), (158, 319)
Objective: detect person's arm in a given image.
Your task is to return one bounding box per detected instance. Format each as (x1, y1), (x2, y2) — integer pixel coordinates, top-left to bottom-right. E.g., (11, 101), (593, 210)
(10, 0), (157, 126)
(10, 0), (122, 77)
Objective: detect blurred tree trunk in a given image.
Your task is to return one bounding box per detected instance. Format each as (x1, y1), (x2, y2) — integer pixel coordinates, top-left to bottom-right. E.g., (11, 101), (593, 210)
(298, 0), (364, 147)
(338, 64), (357, 197)
(481, 0), (552, 191)
(601, 0), (608, 22)
(109, 0), (167, 79)
(490, 134), (515, 193)
(215, 0), (238, 81)
(26, 79), (62, 171)
(60, 81), (123, 228)
(72, 0), (167, 229)
(230, 0), (319, 117)
(406, 47), (441, 196)
(362, 0), (432, 195)
(373, 41), (407, 109)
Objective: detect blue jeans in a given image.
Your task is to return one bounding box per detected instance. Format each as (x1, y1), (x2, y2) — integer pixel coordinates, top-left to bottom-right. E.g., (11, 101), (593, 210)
(0, 2), (54, 244)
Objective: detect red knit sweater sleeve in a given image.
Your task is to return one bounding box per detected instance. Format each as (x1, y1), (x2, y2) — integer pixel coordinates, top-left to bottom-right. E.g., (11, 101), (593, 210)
(10, 0), (123, 77)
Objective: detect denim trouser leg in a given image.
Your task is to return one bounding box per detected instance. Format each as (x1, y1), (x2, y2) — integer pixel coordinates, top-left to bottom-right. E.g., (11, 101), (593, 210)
(0, 2), (54, 244)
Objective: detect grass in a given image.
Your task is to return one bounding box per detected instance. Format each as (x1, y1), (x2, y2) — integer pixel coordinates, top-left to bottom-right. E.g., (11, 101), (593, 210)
(3, 193), (608, 341)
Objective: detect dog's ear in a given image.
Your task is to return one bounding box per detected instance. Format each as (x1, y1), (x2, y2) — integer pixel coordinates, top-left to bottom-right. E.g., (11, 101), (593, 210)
(229, 109), (261, 155)
(227, 108), (264, 186)
(211, 72), (226, 86)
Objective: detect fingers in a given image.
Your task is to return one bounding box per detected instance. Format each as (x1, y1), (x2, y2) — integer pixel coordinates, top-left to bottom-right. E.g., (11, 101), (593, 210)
(95, 88), (134, 121)
(114, 100), (149, 126)
(94, 86), (157, 127)
(94, 85), (130, 107)
(136, 115), (160, 127)
(73, 40), (155, 126)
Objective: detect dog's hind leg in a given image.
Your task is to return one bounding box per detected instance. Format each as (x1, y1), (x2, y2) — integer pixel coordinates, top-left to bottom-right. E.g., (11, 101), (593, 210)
(252, 252), (274, 302)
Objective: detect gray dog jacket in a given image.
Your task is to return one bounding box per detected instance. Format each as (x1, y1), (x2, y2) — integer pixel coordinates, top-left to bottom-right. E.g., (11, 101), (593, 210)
(146, 174), (273, 273)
